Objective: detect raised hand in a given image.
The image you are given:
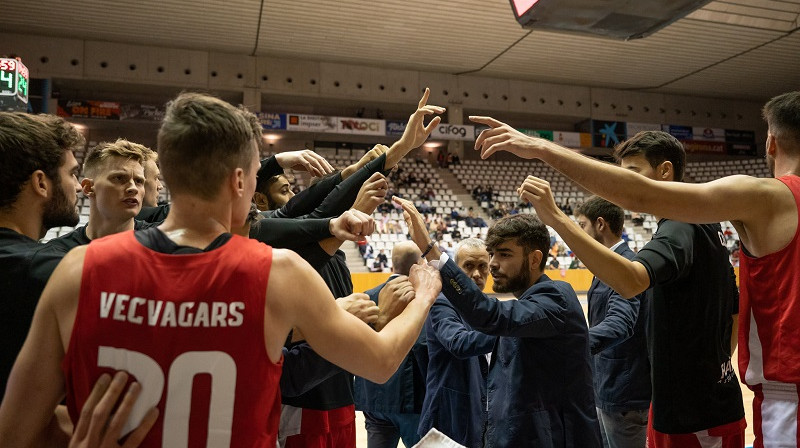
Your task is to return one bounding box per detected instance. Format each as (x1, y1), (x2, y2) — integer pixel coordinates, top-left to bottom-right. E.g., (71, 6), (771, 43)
(69, 371), (158, 448)
(374, 275), (416, 331)
(470, 116), (547, 160)
(409, 264), (442, 305)
(336, 293), (380, 325)
(387, 88), (445, 169)
(391, 196), (431, 254)
(275, 149), (335, 177)
(352, 172), (388, 214)
(517, 176), (564, 227)
(329, 209), (376, 241)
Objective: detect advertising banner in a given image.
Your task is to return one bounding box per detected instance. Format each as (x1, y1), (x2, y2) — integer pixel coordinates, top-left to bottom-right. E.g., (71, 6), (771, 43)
(432, 123), (475, 141)
(663, 125), (693, 141)
(554, 131), (583, 148)
(120, 104), (165, 122)
(692, 127), (725, 142)
(286, 114), (337, 133)
(519, 129), (553, 141)
(336, 117), (385, 136)
(592, 120), (626, 148)
(57, 100), (91, 118)
(683, 140), (726, 154)
(256, 112), (286, 130)
(386, 120), (406, 137)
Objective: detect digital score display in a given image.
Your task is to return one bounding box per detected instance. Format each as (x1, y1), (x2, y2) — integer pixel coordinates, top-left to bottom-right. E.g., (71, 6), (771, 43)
(0, 58), (30, 111)
(510, 0), (540, 17)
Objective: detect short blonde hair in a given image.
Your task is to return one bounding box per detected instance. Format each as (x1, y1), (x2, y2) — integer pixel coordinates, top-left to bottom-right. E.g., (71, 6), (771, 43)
(83, 139), (150, 177)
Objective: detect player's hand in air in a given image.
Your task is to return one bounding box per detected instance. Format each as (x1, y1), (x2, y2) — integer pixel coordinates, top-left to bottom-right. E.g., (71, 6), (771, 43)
(275, 150), (335, 177)
(517, 176), (564, 227)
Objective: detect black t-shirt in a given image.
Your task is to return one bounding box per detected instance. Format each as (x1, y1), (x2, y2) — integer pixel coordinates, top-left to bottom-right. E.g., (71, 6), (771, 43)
(28, 221), (157, 301)
(281, 245), (355, 410)
(136, 204), (171, 224)
(634, 219), (744, 434)
(0, 228), (40, 399)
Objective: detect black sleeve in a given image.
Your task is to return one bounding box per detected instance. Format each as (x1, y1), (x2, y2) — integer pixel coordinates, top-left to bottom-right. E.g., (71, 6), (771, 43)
(302, 153), (389, 219)
(136, 204), (171, 223)
(634, 220), (695, 287)
(257, 156), (283, 181)
(280, 342), (342, 397)
(291, 242), (334, 271)
(249, 217), (332, 249)
(271, 172), (344, 219)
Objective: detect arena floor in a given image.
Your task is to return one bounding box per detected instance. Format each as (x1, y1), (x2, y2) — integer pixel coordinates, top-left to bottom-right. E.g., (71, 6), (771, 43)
(353, 294), (756, 447)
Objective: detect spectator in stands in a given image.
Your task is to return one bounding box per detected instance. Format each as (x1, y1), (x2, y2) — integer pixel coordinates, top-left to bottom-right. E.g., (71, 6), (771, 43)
(0, 91), (443, 448)
(419, 237), (496, 447)
(375, 249), (389, 272)
(548, 258), (560, 269)
(474, 118), (745, 447)
(395, 199), (602, 447)
(418, 199), (432, 214)
(0, 113), (83, 401)
(631, 212), (644, 226)
(471, 185), (483, 200)
(730, 241), (740, 267)
(464, 208), (487, 228)
(451, 153), (460, 165)
(355, 241), (427, 448)
(575, 196), (651, 448)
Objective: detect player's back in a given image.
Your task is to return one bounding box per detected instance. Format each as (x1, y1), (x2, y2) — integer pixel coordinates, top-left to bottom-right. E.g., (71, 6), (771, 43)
(63, 228), (282, 447)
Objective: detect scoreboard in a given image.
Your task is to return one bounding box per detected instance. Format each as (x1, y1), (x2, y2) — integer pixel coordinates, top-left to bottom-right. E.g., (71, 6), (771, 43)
(0, 58), (29, 111)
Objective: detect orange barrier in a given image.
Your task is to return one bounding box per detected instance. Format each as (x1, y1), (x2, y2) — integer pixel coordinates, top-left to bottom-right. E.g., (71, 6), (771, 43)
(352, 267), (740, 294)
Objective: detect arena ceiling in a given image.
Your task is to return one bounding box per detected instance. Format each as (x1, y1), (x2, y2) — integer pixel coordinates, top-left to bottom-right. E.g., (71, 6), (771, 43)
(2, 0), (799, 100)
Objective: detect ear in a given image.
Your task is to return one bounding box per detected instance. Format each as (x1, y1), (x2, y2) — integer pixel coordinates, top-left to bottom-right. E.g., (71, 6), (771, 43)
(28, 170), (52, 199)
(658, 161), (674, 181)
(595, 216), (606, 233)
(81, 178), (94, 197)
(230, 167), (246, 198)
(766, 133), (778, 156)
(253, 192), (269, 211)
(531, 249), (544, 273)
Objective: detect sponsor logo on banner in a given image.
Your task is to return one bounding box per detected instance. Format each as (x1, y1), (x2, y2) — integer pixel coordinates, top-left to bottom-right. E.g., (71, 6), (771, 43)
(386, 120), (406, 136)
(725, 129), (757, 156)
(57, 100), (90, 118)
(86, 101), (120, 120)
(432, 124), (475, 141)
(554, 131), (582, 148)
(593, 121), (626, 148)
(286, 114), (337, 133)
(692, 127), (725, 142)
(337, 117), (386, 136)
(663, 125), (693, 141)
(474, 125), (490, 139)
(120, 104), (165, 121)
(683, 140), (726, 154)
(626, 122), (661, 138)
(519, 129), (553, 141)
(256, 112), (286, 130)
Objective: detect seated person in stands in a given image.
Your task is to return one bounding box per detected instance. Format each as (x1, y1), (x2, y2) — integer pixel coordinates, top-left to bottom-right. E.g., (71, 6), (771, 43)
(374, 249), (389, 272)
(471, 185), (483, 200)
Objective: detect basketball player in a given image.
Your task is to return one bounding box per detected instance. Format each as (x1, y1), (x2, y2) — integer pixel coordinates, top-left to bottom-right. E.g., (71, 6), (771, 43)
(0, 91), (442, 447)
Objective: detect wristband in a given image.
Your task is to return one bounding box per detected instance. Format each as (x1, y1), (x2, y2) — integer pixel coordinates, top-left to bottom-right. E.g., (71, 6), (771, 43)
(421, 241), (435, 258)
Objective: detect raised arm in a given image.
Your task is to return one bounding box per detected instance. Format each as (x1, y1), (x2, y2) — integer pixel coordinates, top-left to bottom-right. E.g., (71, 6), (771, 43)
(264, 249), (441, 383)
(518, 176), (651, 298)
(470, 116), (793, 255)
(429, 297), (496, 359)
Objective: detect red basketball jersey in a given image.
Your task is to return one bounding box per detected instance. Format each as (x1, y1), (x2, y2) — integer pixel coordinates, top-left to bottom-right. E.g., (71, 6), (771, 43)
(739, 175), (800, 385)
(63, 231), (283, 447)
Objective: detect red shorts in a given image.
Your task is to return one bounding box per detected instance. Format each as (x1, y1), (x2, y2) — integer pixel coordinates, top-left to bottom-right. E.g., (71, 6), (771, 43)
(283, 404), (356, 448)
(751, 382), (800, 448)
(646, 406), (746, 448)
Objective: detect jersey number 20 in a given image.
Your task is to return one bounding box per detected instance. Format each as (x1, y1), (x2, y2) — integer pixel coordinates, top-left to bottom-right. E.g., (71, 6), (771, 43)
(98, 346), (236, 447)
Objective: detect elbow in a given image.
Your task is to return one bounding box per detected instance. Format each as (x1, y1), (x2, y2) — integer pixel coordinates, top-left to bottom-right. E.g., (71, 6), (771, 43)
(371, 358), (400, 384)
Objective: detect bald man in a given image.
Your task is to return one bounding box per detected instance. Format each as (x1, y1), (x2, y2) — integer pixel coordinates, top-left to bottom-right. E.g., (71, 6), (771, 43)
(355, 241), (428, 448)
